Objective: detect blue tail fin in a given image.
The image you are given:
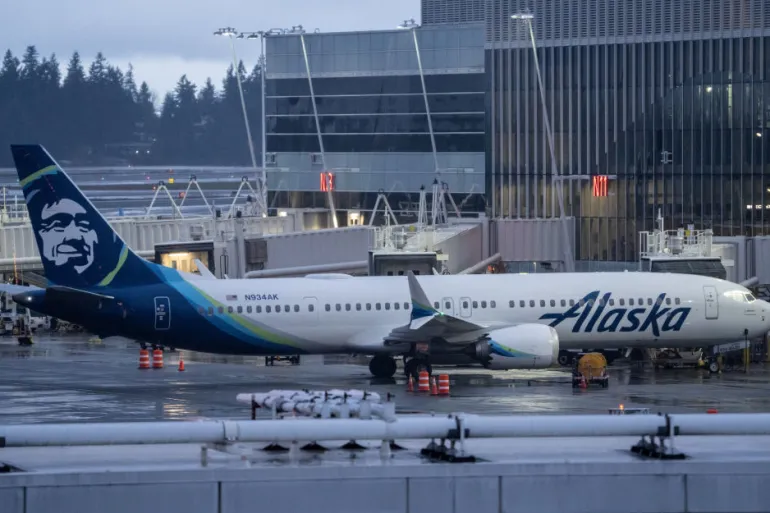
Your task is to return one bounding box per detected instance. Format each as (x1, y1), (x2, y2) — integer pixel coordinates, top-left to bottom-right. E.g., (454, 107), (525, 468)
(11, 144), (160, 290)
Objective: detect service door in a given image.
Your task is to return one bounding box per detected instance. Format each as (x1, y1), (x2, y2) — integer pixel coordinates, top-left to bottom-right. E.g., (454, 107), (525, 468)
(703, 286), (719, 320)
(154, 296), (171, 330)
(303, 296), (318, 323)
(441, 297), (455, 316)
(459, 297), (472, 318)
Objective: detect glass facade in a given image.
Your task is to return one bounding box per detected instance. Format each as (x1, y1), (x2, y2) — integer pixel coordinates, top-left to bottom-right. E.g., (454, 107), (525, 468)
(264, 25), (486, 199)
(484, 0), (770, 262)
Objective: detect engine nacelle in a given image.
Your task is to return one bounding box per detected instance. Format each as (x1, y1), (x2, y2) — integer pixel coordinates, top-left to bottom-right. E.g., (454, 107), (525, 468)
(471, 324), (560, 369)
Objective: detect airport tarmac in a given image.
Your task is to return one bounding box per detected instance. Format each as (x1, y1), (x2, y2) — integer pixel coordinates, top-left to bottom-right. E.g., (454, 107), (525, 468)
(0, 334), (769, 425)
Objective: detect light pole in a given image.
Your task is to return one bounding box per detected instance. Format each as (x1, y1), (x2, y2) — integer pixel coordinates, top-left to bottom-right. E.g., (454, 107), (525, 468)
(240, 30), (284, 217)
(511, 12), (575, 272)
(214, 27), (263, 215)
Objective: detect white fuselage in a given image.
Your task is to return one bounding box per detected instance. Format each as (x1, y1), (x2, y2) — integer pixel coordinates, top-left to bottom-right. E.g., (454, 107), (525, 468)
(187, 272), (770, 355)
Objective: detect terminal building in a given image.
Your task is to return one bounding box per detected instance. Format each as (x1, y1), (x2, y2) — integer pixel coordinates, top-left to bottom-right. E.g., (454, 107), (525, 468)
(262, 0), (770, 270)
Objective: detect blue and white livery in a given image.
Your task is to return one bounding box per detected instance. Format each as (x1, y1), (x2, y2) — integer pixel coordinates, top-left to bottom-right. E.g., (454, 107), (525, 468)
(4, 145), (770, 379)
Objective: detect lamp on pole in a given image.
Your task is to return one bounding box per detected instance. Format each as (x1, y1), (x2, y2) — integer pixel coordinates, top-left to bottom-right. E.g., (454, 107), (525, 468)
(511, 12), (575, 272)
(214, 27), (264, 216)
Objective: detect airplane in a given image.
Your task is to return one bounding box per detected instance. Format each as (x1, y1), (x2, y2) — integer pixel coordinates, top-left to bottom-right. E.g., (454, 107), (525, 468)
(3, 144), (770, 380)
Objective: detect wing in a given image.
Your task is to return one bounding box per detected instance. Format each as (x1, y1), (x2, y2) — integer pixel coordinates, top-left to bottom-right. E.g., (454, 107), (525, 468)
(384, 271), (513, 345)
(0, 283), (40, 296)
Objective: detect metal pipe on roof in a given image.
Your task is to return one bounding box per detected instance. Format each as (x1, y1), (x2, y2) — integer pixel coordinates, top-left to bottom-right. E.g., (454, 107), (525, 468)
(457, 252), (502, 275)
(4, 413), (770, 448)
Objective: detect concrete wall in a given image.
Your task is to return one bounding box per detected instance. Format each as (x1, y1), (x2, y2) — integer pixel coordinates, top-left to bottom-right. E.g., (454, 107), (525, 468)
(261, 226), (375, 270)
(2, 462), (770, 513)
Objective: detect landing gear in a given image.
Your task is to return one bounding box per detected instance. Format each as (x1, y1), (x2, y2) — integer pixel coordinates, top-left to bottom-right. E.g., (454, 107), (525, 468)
(369, 355), (397, 378)
(404, 357), (432, 380)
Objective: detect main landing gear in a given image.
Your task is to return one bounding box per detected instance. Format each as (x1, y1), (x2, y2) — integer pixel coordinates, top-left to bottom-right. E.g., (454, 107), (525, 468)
(368, 355), (432, 379)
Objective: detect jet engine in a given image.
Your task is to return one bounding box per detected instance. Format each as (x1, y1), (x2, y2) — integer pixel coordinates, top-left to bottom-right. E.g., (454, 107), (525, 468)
(469, 324), (560, 369)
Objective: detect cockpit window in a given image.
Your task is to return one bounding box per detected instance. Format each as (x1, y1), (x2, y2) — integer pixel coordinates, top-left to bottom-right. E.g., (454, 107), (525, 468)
(744, 293), (756, 303)
(725, 290), (755, 303)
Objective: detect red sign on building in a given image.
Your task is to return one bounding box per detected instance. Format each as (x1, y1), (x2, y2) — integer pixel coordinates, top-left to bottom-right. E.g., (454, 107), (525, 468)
(592, 175), (608, 197)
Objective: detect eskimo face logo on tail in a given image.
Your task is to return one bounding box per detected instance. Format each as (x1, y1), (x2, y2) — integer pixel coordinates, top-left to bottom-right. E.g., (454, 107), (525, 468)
(539, 290), (691, 337)
(38, 198), (98, 274)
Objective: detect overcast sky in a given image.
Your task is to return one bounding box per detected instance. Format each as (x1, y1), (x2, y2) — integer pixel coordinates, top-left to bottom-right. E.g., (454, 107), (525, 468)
(2, 0), (418, 100)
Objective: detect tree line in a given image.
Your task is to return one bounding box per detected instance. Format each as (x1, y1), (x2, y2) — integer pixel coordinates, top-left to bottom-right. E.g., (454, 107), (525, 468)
(0, 46), (263, 167)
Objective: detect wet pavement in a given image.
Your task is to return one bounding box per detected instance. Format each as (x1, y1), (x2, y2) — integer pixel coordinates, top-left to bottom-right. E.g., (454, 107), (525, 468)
(1, 334), (770, 425)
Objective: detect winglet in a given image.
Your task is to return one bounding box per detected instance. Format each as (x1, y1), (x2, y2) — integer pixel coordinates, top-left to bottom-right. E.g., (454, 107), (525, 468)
(407, 271), (438, 321)
(194, 259), (217, 279)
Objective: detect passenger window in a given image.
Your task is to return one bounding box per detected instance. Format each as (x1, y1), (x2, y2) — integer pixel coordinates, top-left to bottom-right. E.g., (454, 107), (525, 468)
(385, 303), (391, 310)
(394, 302), (400, 310)
(609, 299), (614, 306)
(308, 304), (314, 312)
(356, 303), (361, 311)
(336, 304), (341, 311)
(247, 305), (253, 313)
(656, 297), (663, 306)
(285, 305), (290, 312)
(473, 301), (478, 308)
(520, 300), (526, 307)
(509, 300), (514, 308)
(561, 300), (566, 307)
(404, 302), (409, 310)
(618, 299), (624, 306)
(550, 300), (555, 307)
(540, 300), (545, 307)
(481, 301), (487, 308)
(256, 306), (262, 313)
(665, 298), (671, 305)
(569, 299), (575, 306)
(675, 298), (681, 305)
(218, 306), (224, 314)
(276, 305), (281, 313)
(376, 303), (381, 310)
(529, 300), (535, 307)
(345, 304), (351, 311)
(464, 301), (470, 308)
(444, 301), (451, 310)
(648, 298), (653, 305)
(266, 306), (271, 313)
(490, 300), (496, 308)
(294, 305), (299, 312)
(629, 299), (634, 306)
(208, 307), (214, 315)
(434, 302), (440, 309)
(325, 304), (331, 311)
(237, 306), (243, 313)
(366, 303), (372, 310)
(198, 307), (205, 314)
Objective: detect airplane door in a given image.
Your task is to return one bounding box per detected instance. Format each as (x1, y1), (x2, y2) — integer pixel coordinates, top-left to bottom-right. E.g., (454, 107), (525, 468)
(459, 297), (472, 318)
(441, 297), (455, 316)
(154, 297), (171, 330)
(303, 297), (318, 323)
(703, 286), (719, 320)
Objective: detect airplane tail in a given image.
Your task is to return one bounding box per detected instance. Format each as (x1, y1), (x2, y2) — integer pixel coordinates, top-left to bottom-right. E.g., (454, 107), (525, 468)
(10, 144), (161, 290)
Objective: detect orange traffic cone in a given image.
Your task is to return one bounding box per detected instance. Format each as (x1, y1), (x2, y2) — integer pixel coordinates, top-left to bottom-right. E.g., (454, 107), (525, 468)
(407, 375), (414, 392)
(437, 374), (450, 395)
(430, 377), (438, 395)
(418, 371), (430, 392)
(178, 358), (185, 372)
(707, 408), (718, 414)
(152, 349), (164, 369)
(138, 349), (150, 369)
